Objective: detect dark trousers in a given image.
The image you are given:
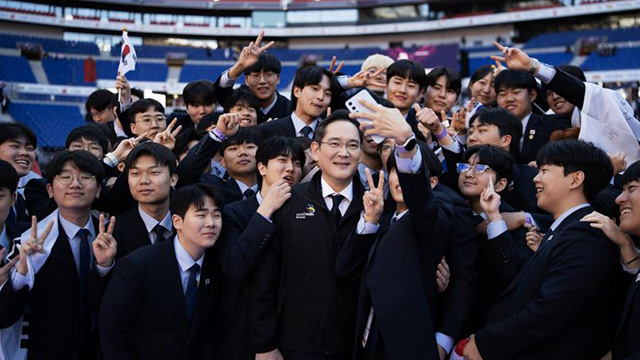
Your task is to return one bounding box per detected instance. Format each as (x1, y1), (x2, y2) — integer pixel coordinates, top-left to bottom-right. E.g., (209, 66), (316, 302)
(280, 349), (350, 360)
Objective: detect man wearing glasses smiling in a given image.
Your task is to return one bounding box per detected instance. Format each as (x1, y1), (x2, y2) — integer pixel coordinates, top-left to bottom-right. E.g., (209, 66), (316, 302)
(128, 99), (167, 140)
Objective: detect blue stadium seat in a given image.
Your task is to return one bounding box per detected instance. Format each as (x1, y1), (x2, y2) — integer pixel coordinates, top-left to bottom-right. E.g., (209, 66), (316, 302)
(0, 55), (36, 83)
(583, 47), (640, 71)
(9, 103), (85, 149)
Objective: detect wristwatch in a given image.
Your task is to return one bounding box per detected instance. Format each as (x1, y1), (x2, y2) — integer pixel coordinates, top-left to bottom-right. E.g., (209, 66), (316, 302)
(398, 134), (417, 152)
(528, 58), (540, 76)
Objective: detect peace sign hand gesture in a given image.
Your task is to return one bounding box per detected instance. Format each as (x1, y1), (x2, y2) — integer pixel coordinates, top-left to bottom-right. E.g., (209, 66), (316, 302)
(363, 168), (385, 225)
(153, 118), (182, 150)
(490, 42), (533, 73)
(17, 216), (54, 275)
(93, 214), (117, 268)
(479, 175), (502, 223)
(230, 30), (275, 79)
(346, 68), (386, 89)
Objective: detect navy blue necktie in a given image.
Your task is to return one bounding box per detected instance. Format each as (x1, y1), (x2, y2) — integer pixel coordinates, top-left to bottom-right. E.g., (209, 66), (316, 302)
(301, 126), (313, 140)
(331, 194), (344, 226)
(152, 224), (166, 243)
(243, 188), (255, 199)
(185, 263), (200, 324)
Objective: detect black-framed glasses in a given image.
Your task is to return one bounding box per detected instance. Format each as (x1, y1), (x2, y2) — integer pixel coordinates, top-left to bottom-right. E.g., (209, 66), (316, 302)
(456, 163), (493, 175)
(321, 141), (361, 152)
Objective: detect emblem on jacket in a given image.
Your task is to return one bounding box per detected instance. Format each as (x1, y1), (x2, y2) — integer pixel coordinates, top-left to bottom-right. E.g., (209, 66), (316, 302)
(296, 203), (316, 219)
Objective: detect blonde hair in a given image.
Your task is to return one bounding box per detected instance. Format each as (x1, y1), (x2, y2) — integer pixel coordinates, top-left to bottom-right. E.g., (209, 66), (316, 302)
(360, 54), (394, 72)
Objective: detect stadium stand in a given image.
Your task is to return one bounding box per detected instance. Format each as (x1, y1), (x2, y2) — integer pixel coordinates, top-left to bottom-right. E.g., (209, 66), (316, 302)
(0, 55), (36, 83)
(8, 102), (85, 148)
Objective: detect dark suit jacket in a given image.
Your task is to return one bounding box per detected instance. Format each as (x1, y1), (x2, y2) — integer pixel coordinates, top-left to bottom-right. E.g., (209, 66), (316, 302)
(112, 207), (155, 260)
(519, 113), (570, 164)
(214, 195), (278, 360)
(613, 272), (640, 360)
(259, 92), (292, 124)
(434, 184), (484, 340)
(1, 221), (29, 262)
(339, 166), (454, 359)
(475, 206), (622, 360)
(99, 237), (222, 360)
(176, 132), (222, 188)
(258, 115), (296, 139)
(0, 219), (106, 360)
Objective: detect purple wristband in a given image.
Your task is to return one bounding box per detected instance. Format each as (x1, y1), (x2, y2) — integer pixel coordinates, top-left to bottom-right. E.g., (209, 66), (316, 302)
(212, 127), (227, 142)
(435, 128), (448, 140)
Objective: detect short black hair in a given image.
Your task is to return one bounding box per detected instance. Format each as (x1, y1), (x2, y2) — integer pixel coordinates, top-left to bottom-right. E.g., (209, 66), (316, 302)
(622, 160), (640, 186)
(196, 112), (221, 133)
(469, 107), (523, 157)
(170, 183), (224, 219)
(427, 66), (462, 96)
(290, 66), (338, 111)
(124, 142), (177, 176)
(256, 136), (306, 187)
(243, 53), (282, 75)
(65, 125), (110, 155)
(470, 65), (493, 85)
(386, 60), (428, 91)
(536, 139), (613, 203)
(183, 80), (216, 107)
(0, 123), (37, 149)
(462, 145), (514, 186)
(0, 159), (19, 193)
(45, 150), (105, 184)
(494, 70), (537, 93)
(386, 142), (442, 178)
(224, 87), (260, 113)
(85, 89), (116, 113)
(173, 127), (204, 160)
(128, 98), (165, 125)
(314, 109), (362, 144)
(542, 65), (586, 94)
(218, 126), (262, 156)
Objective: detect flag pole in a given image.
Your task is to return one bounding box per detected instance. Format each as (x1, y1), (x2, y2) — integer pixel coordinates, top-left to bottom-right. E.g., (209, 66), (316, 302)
(117, 28), (127, 103)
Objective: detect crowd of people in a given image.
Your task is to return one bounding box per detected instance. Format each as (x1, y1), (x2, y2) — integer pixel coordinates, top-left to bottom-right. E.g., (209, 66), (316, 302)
(0, 30), (638, 360)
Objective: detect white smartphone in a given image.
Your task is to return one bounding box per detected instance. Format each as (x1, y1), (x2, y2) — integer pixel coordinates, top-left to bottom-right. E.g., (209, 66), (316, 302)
(346, 90), (385, 144)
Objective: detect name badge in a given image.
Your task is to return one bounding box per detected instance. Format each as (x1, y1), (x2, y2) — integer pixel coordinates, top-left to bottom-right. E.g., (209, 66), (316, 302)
(528, 129), (536, 140)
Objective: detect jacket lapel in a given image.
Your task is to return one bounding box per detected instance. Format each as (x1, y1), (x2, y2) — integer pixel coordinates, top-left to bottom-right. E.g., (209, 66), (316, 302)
(521, 114), (539, 160)
(52, 222), (80, 288)
(282, 116), (296, 138)
(184, 252), (216, 347)
(160, 238), (189, 333)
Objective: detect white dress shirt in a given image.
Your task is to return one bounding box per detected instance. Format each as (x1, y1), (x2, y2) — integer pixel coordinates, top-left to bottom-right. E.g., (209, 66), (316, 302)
(519, 112), (533, 151)
(173, 236), (204, 294)
(138, 206), (173, 244)
(236, 180), (259, 199)
(0, 225), (9, 254)
(291, 112), (319, 138)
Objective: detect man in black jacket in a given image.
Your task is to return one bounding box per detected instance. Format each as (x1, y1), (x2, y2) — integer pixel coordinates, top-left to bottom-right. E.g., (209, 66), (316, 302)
(464, 140), (622, 360)
(100, 184), (224, 360)
(215, 31), (290, 124)
(250, 110), (381, 360)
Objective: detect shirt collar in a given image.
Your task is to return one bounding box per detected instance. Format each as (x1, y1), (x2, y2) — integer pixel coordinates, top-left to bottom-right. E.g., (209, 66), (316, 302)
(113, 120), (127, 138)
(173, 235), (204, 272)
(138, 205), (172, 234)
(256, 190), (264, 205)
(550, 203), (590, 231)
(0, 224), (8, 251)
(521, 112), (533, 135)
(392, 209), (409, 221)
(58, 214), (95, 241)
(261, 94), (279, 115)
(320, 176), (353, 203)
(291, 111), (319, 136)
(235, 180), (258, 196)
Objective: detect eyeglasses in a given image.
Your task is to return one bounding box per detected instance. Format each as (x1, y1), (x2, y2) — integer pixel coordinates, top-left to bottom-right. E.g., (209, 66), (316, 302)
(378, 143), (394, 156)
(456, 163), (493, 175)
(136, 116), (167, 126)
(247, 72), (277, 82)
(321, 141), (361, 152)
(55, 172), (96, 186)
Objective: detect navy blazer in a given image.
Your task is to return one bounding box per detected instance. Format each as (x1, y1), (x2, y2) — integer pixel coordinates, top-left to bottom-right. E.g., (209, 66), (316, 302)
(258, 91), (292, 124)
(476, 206), (623, 360)
(338, 164), (455, 359)
(612, 272), (640, 360)
(100, 237), (222, 360)
(519, 113), (570, 164)
(258, 115), (297, 139)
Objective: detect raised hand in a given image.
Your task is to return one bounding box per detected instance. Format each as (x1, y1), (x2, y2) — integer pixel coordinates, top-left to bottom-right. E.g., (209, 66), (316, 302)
(229, 30), (275, 79)
(490, 41), (533, 72)
(414, 104), (442, 133)
(216, 113), (241, 138)
(0, 248), (19, 285)
(479, 175), (501, 222)
(609, 152), (627, 174)
(17, 216), (54, 275)
(115, 72), (131, 105)
(349, 100), (413, 144)
(328, 56), (344, 74)
(452, 97), (475, 135)
(346, 68), (386, 89)
(363, 168), (385, 225)
(153, 118), (182, 150)
(111, 133), (147, 163)
(581, 211), (632, 248)
(525, 226), (543, 252)
(436, 257), (450, 293)
(257, 180), (292, 219)
(93, 214), (117, 267)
